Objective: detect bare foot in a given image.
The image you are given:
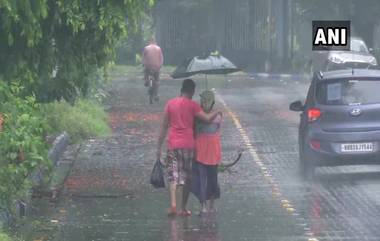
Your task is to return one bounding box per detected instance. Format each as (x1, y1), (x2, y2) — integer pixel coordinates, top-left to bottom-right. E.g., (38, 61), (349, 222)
(209, 207), (217, 213)
(198, 208), (208, 217)
(167, 206), (177, 217)
(208, 200), (216, 213)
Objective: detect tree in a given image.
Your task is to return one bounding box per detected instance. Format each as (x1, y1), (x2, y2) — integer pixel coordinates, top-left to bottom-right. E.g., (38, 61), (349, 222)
(116, 8), (154, 65)
(296, 0), (380, 45)
(0, 0), (154, 102)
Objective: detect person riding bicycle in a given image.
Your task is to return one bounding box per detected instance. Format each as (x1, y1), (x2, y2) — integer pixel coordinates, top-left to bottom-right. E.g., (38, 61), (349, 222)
(142, 39), (164, 101)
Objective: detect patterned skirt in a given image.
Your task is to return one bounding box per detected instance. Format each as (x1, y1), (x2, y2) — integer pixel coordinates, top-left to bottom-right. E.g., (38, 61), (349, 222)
(165, 149), (194, 185)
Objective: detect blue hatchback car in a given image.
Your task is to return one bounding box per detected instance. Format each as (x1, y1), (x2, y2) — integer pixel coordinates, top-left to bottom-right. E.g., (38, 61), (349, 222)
(290, 69), (380, 179)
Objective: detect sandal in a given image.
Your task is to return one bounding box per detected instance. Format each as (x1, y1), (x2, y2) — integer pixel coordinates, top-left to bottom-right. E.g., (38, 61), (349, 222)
(178, 210), (192, 217)
(167, 207), (177, 217)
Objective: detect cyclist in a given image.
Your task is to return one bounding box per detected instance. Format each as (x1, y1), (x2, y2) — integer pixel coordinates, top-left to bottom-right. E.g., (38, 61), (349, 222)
(142, 39), (164, 102)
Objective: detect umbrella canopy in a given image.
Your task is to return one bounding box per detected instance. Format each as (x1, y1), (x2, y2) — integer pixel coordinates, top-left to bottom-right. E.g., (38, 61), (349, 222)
(171, 54), (240, 79)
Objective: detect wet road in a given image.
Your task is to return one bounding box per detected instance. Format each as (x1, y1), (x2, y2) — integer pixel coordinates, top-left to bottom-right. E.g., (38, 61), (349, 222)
(29, 70), (380, 241)
(216, 76), (380, 241)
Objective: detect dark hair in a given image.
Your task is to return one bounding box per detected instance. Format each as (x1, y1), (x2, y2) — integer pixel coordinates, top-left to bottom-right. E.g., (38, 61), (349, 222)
(181, 79), (196, 94)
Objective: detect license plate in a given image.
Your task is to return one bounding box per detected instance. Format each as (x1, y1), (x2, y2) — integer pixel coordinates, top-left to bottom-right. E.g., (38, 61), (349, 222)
(341, 143), (374, 153)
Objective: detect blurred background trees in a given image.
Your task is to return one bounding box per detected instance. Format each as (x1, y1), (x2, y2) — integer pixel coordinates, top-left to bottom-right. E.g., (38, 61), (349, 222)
(151, 0), (380, 73)
(0, 0), (154, 226)
(115, 9), (154, 65)
(0, 0), (154, 102)
(296, 0), (380, 47)
(2, 0), (380, 93)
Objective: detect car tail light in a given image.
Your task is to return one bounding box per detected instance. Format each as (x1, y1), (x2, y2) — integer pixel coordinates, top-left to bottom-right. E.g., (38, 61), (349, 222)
(308, 108), (321, 122)
(310, 139), (321, 150)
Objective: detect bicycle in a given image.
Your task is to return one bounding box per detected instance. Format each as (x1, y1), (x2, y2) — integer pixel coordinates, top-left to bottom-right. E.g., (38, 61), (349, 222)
(146, 73), (159, 105)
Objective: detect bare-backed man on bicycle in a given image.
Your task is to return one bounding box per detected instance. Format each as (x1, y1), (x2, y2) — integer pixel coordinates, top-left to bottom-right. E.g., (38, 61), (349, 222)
(143, 39), (164, 102)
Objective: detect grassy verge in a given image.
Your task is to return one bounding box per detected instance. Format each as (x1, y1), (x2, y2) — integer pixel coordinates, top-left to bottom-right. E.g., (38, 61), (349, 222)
(110, 65), (176, 76)
(41, 99), (111, 143)
(0, 232), (19, 241)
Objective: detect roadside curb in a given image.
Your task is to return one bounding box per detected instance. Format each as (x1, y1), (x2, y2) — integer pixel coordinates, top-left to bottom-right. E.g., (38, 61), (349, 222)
(43, 144), (81, 201)
(32, 132), (80, 201)
(0, 132), (75, 229)
(29, 132), (70, 187)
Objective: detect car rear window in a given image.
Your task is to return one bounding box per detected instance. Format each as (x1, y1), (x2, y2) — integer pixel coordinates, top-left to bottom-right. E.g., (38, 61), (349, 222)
(316, 79), (380, 105)
(351, 39), (369, 53)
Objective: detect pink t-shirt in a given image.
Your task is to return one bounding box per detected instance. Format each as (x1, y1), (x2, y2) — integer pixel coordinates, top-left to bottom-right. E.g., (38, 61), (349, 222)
(165, 97), (202, 150)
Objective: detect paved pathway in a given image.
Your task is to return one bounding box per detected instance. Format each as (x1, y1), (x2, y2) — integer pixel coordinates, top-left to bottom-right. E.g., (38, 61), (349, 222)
(27, 70), (380, 241)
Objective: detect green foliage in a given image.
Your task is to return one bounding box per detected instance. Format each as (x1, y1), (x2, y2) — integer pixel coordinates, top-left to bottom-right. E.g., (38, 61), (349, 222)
(116, 9), (154, 65)
(110, 65), (175, 77)
(42, 99), (110, 143)
(0, 0), (155, 102)
(0, 232), (13, 241)
(0, 81), (50, 211)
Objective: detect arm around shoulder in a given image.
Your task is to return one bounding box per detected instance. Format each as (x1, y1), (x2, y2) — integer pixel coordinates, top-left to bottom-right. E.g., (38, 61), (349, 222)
(195, 110), (222, 123)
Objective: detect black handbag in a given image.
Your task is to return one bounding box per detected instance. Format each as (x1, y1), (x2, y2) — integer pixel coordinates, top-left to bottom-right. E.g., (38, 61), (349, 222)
(150, 159), (165, 188)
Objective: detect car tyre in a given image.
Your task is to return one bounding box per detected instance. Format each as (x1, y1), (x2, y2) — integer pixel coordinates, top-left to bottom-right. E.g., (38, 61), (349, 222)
(299, 145), (315, 181)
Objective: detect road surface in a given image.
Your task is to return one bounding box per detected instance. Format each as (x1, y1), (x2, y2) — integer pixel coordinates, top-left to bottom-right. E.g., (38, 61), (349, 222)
(27, 69), (380, 241)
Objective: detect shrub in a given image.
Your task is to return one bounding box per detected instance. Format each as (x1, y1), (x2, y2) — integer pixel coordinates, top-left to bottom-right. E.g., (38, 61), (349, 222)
(42, 99), (110, 143)
(0, 82), (50, 212)
(0, 232), (13, 241)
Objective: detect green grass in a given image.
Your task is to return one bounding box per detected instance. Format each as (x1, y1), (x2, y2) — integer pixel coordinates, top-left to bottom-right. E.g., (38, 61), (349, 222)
(110, 65), (176, 75)
(0, 232), (14, 241)
(42, 99), (111, 143)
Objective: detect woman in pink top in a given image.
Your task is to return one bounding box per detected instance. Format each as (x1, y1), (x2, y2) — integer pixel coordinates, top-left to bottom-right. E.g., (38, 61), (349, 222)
(192, 90), (222, 215)
(156, 79), (221, 217)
